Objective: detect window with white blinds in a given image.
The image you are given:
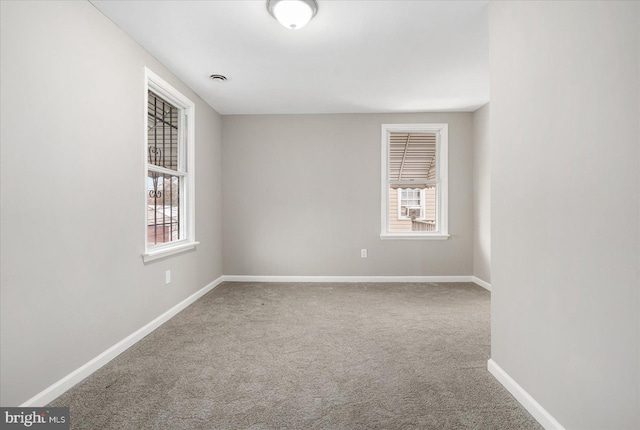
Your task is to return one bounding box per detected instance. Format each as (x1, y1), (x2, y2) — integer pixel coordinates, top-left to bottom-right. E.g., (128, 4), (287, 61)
(381, 124), (449, 239)
(143, 68), (198, 262)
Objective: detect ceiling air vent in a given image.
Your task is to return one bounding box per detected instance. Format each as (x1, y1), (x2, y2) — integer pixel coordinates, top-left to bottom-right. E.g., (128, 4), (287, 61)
(209, 74), (228, 82)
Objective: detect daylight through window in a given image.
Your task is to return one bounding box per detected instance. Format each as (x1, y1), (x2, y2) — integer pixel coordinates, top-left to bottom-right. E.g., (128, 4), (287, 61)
(147, 91), (181, 245)
(381, 124), (448, 239)
(144, 68), (197, 262)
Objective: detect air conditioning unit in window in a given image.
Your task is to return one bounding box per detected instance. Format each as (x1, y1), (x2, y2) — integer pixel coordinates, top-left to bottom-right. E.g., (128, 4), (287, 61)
(407, 208), (421, 219)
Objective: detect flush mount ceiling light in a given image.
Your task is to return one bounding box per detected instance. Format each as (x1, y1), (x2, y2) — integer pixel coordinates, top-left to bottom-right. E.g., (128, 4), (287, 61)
(267, 0), (318, 30)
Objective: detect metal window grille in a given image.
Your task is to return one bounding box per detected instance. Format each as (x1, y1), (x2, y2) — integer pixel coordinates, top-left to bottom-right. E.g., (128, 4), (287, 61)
(147, 90), (182, 245)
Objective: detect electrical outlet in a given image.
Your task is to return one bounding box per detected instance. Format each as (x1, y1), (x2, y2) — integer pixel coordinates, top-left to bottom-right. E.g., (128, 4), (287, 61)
(165, 270), (171, 285)
(361, 249), (368, 258)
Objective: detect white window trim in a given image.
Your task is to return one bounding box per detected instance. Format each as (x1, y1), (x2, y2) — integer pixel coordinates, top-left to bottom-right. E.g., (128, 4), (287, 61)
(380, 123), (449, 240)
(143, 68), (198, 262)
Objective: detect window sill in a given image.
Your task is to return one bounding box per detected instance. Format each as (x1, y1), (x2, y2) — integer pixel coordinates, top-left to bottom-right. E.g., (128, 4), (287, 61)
(142, 241), (199, 263)
(380, 233), (450, 240)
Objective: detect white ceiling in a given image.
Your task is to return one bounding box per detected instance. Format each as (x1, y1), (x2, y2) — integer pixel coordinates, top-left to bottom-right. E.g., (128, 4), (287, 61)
(91, 0), (489, 115)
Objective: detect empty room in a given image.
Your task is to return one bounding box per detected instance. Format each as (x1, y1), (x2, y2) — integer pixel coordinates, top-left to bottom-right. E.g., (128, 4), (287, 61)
(1, 1), (638, 429)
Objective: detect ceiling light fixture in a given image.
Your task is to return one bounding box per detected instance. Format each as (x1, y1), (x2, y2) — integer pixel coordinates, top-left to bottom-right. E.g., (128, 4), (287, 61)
(267, 0), (318, 30)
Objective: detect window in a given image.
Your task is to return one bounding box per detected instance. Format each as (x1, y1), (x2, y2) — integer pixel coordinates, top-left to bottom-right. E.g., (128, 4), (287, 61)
(143, 68), (197, 262)
(398, 188), (424, 219)
(381, 124), (449, 239)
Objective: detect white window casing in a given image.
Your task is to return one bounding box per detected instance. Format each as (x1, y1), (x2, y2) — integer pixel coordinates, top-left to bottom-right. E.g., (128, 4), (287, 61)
(381, 123), (449, 240)
(143, 68), (198, 262)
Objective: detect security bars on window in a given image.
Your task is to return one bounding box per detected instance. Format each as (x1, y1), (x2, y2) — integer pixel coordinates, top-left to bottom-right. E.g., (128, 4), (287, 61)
(147, 90), (182, 245)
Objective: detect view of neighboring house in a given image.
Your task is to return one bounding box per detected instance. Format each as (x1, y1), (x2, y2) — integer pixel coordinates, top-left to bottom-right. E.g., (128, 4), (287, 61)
(2, 2), (638, 428)
(388, 132), (437, 232)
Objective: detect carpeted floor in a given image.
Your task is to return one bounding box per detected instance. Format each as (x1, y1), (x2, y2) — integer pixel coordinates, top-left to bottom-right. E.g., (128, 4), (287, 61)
(50, 282), (541, 429)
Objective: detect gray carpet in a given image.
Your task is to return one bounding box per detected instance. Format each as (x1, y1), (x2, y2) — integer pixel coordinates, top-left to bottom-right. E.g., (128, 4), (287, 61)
(50, 282), (541, 429)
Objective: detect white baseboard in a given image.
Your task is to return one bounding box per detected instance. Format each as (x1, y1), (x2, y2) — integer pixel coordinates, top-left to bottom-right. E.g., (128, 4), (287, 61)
(222, 275), (478, 283)
(471, 276), (491, 291)
(488, 359), (565, 430)
(20, 276), (225, 407)
(19, 274), (488, 407)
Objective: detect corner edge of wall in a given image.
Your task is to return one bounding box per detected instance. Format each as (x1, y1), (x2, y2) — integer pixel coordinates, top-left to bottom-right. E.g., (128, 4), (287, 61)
(472, 276), (491, 291)
(487, 358), (566, 430)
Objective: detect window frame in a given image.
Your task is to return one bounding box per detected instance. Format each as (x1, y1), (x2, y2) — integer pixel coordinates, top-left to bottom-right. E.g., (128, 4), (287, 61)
(380, 123), (449, 240)
(143, 68), (198, 262)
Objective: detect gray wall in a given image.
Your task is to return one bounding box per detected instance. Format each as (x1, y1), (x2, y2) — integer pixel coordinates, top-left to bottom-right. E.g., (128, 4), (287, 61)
(0, 1), (223, 406)
(222, 113), (473, 276)
(472, 104), (490, 284)
(489, 1), (639, 428)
